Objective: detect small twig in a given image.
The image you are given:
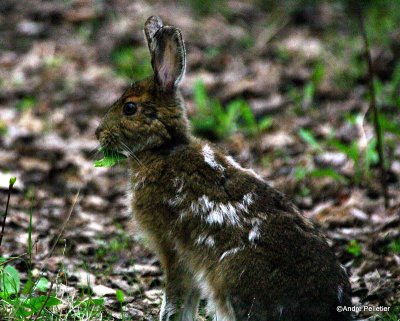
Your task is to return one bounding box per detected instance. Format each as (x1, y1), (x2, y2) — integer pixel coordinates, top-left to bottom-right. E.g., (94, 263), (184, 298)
(33, 280), (54, 321)
(356, 2), (389, 209)
(0, 253), (28, 266)
(0, 239), (38, 267)
(47, 190), (80, 258)
(0, 179), (15, 247)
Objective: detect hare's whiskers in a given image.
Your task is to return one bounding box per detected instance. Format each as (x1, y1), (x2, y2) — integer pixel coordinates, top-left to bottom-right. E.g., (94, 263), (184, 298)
(88, 144), (102, 161)
(121, 142), (145, 169)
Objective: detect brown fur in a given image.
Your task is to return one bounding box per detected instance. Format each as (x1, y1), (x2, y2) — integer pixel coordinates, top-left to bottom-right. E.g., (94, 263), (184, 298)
(96, 16), (353, 321)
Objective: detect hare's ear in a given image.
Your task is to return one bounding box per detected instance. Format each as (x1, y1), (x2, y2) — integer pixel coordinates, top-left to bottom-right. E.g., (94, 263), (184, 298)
(144, 16), (164, 52)
(144, 17), (186, 91)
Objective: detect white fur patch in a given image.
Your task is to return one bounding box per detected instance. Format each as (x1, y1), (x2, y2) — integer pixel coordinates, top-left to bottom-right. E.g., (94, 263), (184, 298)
(195, 271), (236, 321)
(277, 305), (284, 318)
(219, 246), (244, 262)
(248, 218), (262, 244)
(195, 271), (213, 302)
(130, 172), (147, 190)
(167, 194), (187, 207)
(172, 177), (185, 193)
(191, 196), (237, 225)
(202, 144), (225, 171)
(214, 301), (236, 321)
(189, 193), (254, 226)
(243, 193), (253, 206)
(159, 292), (176, 319)
(207, 203), (239, 225)
(196, 234), (215, 248)
(166, 177), (187, 207)
(226, 156), (264, 181)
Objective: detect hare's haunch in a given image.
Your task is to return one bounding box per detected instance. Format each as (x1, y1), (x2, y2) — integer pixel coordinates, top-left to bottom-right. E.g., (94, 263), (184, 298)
(96, 16), (353, 321)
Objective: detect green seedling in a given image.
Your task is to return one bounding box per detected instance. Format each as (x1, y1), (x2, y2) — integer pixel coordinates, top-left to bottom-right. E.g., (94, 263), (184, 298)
(376, 303), (400, 321)
(96, 227), (131, 264)
(183, 0), (227, 16)
(388, 239), (400, 254)
(191, 80), (272, 140)
(9, 177), (16, 187)
(378, 114), (400, 137)
(346, 240), (362, 257)
(302, 61), (325, 109)
(295, 165), (347, 184)
(0, 182), (116, 320)
(0, 120), (7, 136)
(16, 97), (37, 111)
(112, 46), (152, 80)
(329, 137), (378, 184)
(298, 124), (380, 186)
(0, 265), (20, 296)
(0, 261), (62, 320)
(363, 0), (400, 47)
(298, 129), (322, 152)
(116, 289), (125, 320)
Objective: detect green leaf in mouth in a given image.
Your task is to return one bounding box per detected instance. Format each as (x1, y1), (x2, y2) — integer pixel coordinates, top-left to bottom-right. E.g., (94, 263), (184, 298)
(94, 149), (127, 168)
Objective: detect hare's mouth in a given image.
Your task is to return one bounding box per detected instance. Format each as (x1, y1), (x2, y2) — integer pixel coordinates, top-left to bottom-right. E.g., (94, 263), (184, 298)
(94, 147), (128, 168)
(101, 148), (128, 159)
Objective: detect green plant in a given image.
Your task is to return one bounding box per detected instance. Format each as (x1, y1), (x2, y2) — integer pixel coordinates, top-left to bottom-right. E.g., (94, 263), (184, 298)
(298, 129), (322, 152)
(378, 114), (400, 137)
(0, 120), (7, 136)
(0, 252), (109, 319)
(276, 46), (291, 63)
(297, 130), (350, 184)
(329, 138), (378, 185)
(64, 297), (106, 320)
(191, 80), (272, 140)
(0, 177), (116, 320)
(298, 125), (379, 185)
(294, 166), (348, 184)
(116, 289), (125, 320)
(239, 34), (255, 49)
(75, 18), (101, 43)
(374, 63), (400, 110)
(182, 0), (227, 16)
(16, 97), (37, 111)
(111, 46), (152, 80)
(94, 149), (127, 168)
(346, 239), (362, 257)
(388, 238), (400, 254)
(362, 0), (400, 48)
(0, 181), (62, 320)
(289, 62), (325, 112)
(302, 61), (325, 109)
(95, 227), (131, 264)
(0, 257), (63, 320)
(204, 47), (221, 60)
(375, 303), (400, 321)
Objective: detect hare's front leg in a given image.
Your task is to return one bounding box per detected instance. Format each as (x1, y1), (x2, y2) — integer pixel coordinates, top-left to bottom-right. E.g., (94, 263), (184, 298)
(158, 244), (200, 321)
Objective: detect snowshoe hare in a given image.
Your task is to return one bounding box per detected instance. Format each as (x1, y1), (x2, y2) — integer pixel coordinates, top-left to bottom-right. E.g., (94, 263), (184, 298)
(96, 16), (353, 321)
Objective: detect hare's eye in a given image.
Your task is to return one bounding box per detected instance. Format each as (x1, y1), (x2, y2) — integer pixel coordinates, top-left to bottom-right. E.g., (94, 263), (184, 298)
(123, 102), (137, 116)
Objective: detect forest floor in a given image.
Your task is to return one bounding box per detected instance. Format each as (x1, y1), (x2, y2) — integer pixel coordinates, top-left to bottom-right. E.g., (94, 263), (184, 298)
(0, 0), (399, 320)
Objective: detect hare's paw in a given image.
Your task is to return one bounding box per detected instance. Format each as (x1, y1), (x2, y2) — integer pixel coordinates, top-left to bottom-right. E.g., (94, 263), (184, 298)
(159, 289), (200, 321)
(159, 293), (177, 321)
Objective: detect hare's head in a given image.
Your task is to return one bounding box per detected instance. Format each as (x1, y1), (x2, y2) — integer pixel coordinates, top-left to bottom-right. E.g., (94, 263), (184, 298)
(96, 16), (189, 156)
